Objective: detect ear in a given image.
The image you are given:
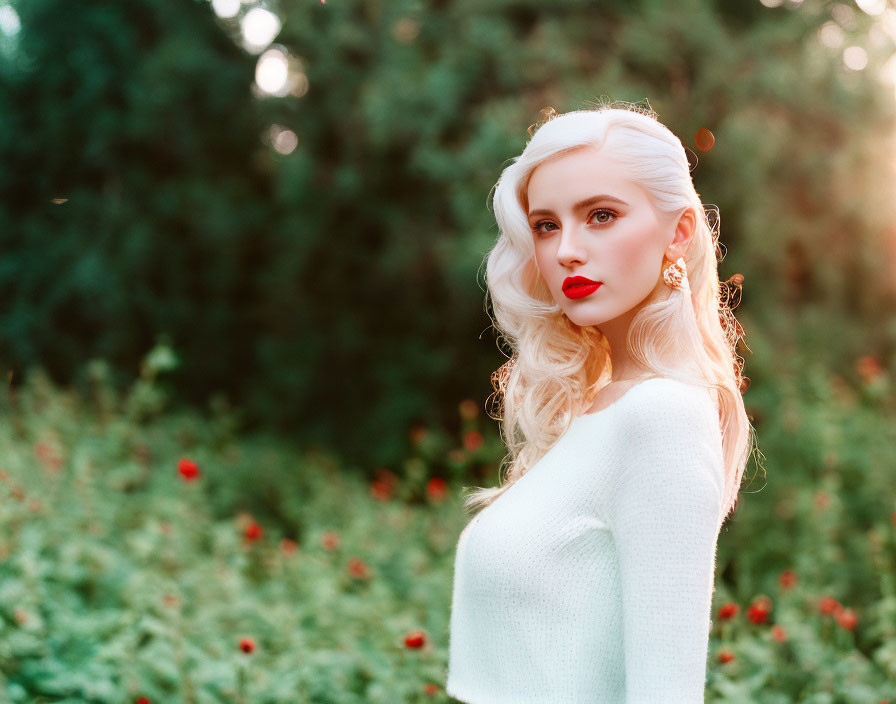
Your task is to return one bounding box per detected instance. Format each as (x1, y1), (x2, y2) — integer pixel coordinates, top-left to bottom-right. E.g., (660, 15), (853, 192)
(664, 207), (697, 261)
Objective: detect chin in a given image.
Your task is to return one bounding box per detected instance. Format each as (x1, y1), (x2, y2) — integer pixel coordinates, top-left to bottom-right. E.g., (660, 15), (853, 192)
(561, 307), (609, 327)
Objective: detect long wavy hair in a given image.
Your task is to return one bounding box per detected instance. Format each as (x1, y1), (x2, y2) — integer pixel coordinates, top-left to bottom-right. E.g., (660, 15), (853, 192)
(462, 101), (758, 526)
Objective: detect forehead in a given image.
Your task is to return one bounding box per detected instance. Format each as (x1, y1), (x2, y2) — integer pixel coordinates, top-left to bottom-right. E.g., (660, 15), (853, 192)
(525, 145), (644, 208)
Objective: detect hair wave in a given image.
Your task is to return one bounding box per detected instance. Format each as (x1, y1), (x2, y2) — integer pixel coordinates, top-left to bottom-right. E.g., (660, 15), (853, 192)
(462, 100), (759, 526)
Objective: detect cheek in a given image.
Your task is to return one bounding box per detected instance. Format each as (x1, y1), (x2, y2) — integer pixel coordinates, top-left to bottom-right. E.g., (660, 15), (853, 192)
(611, 226), (660, 281)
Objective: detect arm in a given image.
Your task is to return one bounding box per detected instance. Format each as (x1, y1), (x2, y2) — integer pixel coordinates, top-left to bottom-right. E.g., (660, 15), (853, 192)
(606, 385), (725, 703)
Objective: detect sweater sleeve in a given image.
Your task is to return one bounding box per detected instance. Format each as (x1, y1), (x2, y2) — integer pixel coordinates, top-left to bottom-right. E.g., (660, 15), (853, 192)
(605, 383), (725, 703)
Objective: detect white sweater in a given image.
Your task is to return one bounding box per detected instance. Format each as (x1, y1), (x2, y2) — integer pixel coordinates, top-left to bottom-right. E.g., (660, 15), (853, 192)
(445, 377), (727, 703)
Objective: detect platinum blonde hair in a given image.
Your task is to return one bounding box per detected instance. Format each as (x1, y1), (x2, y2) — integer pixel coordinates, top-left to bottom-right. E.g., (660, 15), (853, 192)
(463, 101), (757, 525)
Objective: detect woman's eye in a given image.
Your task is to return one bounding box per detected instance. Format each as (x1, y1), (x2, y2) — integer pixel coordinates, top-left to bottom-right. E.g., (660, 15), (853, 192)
(591, 209), (617, 224)
(531, 209), (617, 236)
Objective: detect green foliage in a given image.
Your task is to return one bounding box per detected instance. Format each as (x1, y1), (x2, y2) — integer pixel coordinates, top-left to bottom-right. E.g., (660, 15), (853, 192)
(1, 344), (895, 702)
(0, 0), (272, 422)
(0, 350), (478, 702)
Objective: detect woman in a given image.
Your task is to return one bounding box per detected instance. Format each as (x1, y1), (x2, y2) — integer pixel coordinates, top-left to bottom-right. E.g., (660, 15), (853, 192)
(445, 102), (756, 703)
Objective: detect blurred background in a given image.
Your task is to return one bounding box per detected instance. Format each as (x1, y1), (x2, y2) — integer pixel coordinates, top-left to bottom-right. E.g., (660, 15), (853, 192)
(1, 0), (896, 701)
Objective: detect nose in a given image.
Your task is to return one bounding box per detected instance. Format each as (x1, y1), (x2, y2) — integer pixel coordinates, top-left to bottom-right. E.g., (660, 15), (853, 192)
(555, 225), (588, 267)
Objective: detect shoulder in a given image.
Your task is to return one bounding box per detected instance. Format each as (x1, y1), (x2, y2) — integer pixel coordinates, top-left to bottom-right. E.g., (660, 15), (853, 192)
(619, 377), (718, 430)
(606, 378), (725, 515)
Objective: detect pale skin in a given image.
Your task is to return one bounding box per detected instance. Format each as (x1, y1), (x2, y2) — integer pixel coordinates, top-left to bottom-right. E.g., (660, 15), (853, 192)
(525, 144), (698, 413)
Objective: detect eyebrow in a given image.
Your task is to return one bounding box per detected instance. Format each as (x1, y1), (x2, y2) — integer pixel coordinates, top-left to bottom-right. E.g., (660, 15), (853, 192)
(527, 194), (629, 219)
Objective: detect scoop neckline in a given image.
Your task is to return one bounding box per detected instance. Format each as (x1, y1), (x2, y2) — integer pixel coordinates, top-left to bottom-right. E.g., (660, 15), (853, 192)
(573, 376), (669, 421)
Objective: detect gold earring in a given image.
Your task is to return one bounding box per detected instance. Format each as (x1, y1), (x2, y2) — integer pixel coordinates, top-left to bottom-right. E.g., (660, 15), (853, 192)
(663, 256), (691, 292)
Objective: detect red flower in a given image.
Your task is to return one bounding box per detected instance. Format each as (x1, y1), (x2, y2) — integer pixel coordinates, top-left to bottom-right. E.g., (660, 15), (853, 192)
(245, 522), (263, 541)
(136, 698), (150, 704)
(747, 602), (770, 624)
(818, 596), (841, 615)
(813, 491), (831, 510)
(177, 458), (200, 482)
(35, 441), (63, 472)
(717, 648), (735, 664)
(321, 530), (340, 550)
(835, 607), (857, 631)
(771, 625), (787, 642)
(426, 477), (448, 502)
(717, 602), (739, 621)
(347, 557), (370, 579)
(280, 538), (298, 555)
(855, 355), (882, 383)
(424, 683), (440, 695)
(404, 630), (426, 648)
(371, 468), (399, 500)
(778, 570), (797, 590)
(239, 637), (255, 653)
(462, 430), (484, 452)
(370, 479), (393, 502)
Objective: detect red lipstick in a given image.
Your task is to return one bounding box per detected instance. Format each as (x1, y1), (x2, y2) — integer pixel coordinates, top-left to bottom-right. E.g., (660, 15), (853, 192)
(562, 276), (602, 300)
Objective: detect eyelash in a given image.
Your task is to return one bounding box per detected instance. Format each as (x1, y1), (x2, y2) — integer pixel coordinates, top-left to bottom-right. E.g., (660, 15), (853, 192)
(530, 209), (618, 236)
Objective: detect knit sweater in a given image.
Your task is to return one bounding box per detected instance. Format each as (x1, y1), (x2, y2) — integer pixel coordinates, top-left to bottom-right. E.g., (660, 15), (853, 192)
(445, 377), (726, 704)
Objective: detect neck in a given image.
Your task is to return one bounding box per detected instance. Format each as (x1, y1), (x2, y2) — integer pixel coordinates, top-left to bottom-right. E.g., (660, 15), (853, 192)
(610, 363), (653, 384)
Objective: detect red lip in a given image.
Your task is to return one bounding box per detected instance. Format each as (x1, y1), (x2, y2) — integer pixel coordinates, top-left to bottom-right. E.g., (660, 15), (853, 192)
(562, 276), (602, 300)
